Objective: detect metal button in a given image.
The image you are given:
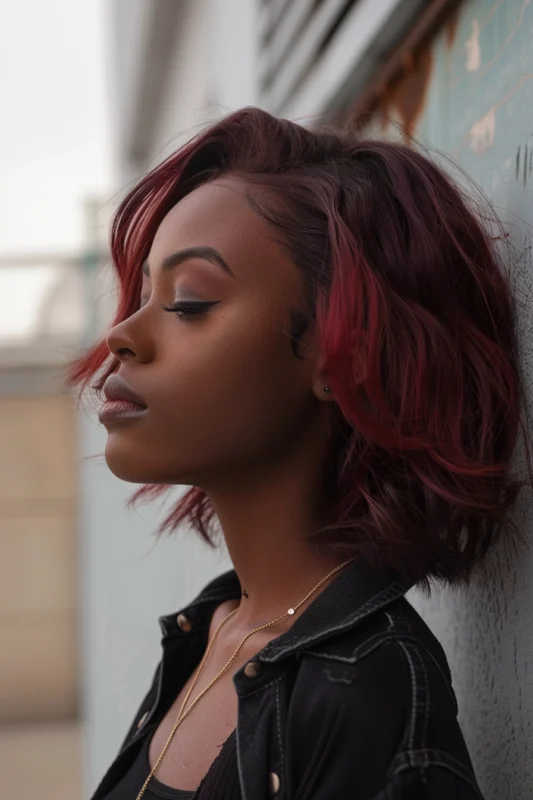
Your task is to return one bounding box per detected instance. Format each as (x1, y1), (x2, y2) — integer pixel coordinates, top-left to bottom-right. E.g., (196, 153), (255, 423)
(137, 711), (149, 729)
(176, 613), (193, 632)
(268, 771), (280, 795)
(243, 660), (263, 679)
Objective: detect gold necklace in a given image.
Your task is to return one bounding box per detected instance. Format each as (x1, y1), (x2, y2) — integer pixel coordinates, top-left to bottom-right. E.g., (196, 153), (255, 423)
(136, 557), (356, 800)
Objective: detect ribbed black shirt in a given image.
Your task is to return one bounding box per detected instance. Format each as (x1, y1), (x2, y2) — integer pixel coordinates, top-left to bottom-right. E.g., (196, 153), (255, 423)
(103, 725), (241, 800)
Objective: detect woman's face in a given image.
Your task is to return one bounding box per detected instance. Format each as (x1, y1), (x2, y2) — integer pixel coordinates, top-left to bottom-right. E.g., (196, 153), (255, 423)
(102, 174), (330, 488)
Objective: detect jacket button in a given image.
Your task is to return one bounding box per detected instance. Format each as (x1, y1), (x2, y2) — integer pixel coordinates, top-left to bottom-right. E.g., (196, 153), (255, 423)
(244, 660), (263, 679)
(268, 771), (280, 794)
(176, 613), (193, 632)
(137, 711), (149, 729)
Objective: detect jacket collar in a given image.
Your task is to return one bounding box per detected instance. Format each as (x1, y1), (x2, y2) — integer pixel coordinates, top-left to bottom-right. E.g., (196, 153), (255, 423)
(159, 558), (415, 664)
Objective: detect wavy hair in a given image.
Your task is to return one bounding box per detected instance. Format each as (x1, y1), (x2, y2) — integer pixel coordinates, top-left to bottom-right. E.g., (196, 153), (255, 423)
(68, 106), (532, 597)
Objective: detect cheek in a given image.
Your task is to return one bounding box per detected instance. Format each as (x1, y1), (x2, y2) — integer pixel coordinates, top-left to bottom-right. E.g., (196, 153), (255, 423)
(169, 321), (305, 460)
(103, 307), (311, 484)
(163, 323), (296, 442)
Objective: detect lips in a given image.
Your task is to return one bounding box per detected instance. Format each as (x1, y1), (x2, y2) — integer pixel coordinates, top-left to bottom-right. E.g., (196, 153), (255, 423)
(103, 374), (147, 408)
(99, 374), (147, 425)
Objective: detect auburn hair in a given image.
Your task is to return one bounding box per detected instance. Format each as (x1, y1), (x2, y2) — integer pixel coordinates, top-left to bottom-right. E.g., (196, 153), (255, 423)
(67, 106), (532, 598)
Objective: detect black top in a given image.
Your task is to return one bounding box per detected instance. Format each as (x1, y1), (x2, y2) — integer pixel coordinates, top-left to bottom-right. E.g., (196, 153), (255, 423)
(103, 724), (241, 800)
(92, 560), (486, 800)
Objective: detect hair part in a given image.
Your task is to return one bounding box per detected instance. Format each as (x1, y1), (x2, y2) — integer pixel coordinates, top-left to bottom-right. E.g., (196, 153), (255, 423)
(67, 106), (533, 598)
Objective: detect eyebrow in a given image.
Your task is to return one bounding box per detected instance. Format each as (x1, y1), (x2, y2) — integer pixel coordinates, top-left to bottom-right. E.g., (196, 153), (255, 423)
(142, 246), (236, 279)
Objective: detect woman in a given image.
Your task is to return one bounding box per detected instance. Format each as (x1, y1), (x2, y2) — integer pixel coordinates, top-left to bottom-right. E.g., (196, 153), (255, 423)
(69, 107), (531, 800)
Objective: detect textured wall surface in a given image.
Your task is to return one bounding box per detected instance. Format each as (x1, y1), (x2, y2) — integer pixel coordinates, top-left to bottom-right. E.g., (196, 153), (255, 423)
(373, 2), (533, 797)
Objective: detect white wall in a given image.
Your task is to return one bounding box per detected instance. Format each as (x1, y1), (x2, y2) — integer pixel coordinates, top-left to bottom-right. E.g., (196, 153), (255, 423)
(80, 412), (232, 796)
(136, 0), (259, 170)
(146, 0), (214, 166)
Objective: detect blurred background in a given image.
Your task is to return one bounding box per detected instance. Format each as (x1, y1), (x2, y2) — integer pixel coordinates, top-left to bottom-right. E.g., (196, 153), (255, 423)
(1, 1), (532, 799)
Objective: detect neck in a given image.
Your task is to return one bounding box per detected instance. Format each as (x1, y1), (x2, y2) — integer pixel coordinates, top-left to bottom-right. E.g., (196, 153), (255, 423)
(203, 456), (348, 631)
(229, 534), (349, 631)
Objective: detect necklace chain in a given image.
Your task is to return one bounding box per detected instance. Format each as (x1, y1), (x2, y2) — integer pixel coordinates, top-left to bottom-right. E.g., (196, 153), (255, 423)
(135, 557), (356, 800)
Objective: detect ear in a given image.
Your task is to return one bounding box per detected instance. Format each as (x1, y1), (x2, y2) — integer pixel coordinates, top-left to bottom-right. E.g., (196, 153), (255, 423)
(296, 318), (336, 402)
(310, 329), (369, 401)
(311, 352), (336, 402)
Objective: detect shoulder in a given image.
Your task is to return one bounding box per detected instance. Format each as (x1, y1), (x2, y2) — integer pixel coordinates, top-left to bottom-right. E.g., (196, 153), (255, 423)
(293, 597), (459, 732)
(299, 596), (455, 686)
(285, 598), (482, 796)
(290, 619), (413, 746)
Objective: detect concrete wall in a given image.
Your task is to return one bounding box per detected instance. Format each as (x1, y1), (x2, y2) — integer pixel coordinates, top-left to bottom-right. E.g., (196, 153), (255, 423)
(355, 3), (533, 797)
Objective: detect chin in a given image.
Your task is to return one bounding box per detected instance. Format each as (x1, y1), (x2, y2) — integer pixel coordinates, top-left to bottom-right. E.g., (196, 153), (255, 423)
(103, 437), (193, 486)
(104, 438), (157, 484)
(105, 458), (152, 484)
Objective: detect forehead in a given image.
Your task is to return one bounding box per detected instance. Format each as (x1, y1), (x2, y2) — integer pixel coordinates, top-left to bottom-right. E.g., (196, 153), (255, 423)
(148, 176), (300, 290)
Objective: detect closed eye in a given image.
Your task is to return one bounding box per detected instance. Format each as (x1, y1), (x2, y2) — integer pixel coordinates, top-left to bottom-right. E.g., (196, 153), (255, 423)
(160, 300), (220, 319)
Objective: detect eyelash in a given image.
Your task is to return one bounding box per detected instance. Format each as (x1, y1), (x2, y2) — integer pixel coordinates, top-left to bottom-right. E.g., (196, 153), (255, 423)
(159, 300), (219, 319)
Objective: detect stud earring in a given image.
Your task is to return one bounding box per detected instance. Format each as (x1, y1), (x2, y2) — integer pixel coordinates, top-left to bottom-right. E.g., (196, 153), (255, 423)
(323, 386), (331, 394)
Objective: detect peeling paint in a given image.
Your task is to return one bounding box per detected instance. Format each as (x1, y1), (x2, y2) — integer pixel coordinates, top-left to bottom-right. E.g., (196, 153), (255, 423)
(477, 0), (531, 79)
(514, 138), (533, 185)
(469, 107), (495, 152)
(378, 46), (434, 141)
(465, 18), (481, 71)
(445, 8), (460, 50)
(345, 0), (459, 137)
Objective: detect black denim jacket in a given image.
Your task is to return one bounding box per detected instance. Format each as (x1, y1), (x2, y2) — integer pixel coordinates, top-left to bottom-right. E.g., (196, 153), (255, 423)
(90, 558), (486, 800)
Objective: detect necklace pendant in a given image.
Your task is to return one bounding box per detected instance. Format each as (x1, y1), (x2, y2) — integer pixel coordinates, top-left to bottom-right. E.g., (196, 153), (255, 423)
(288, 608), (295, 615)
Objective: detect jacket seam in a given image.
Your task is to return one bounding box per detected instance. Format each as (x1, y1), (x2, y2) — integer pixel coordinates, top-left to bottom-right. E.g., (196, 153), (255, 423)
(240, 674), (285, 699)
(275, 679), (284, 778)
(396, 639), (426, 752)
(412, 642), (430, 752)
(391, 753), (485, 798)
(235, 724), (247, 800)
(303, 628), (458, 710)
(351, 626), (395, 656)
(261, 581), (407, 660)
(386, 606), (457, 700)
(394, 634), (457, 710)
(304, 631), (392, 664)
(387, 606), (412, 631)
(392, 632), (458, 715)
(302, 631), (413, 666)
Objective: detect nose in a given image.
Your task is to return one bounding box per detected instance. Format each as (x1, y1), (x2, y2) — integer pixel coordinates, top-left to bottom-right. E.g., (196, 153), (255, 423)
(106, 310), (155, 364)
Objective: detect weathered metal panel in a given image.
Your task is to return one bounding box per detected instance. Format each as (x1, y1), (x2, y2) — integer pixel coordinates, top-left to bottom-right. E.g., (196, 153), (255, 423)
(353, 3), (533, 798)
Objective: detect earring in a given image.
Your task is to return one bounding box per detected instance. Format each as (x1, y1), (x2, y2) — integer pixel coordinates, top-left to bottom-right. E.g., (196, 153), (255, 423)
(323, 386), (331, 394)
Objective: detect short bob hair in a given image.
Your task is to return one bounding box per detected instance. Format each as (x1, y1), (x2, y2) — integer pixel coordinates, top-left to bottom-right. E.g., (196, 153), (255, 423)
(68, 106), (532, 598)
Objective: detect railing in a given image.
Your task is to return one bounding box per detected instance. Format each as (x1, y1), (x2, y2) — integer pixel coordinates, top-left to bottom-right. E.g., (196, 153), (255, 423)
(0, 250), (112, 370)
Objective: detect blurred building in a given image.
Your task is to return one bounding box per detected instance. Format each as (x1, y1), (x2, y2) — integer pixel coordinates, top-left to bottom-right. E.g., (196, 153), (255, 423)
(0, 252), (84, 725)
(0, 209), (109, 798)
(86, 1), (533, 797)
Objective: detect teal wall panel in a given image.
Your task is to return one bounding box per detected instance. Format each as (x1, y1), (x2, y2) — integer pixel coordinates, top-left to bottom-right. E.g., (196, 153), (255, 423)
(375, 3), (533, 798)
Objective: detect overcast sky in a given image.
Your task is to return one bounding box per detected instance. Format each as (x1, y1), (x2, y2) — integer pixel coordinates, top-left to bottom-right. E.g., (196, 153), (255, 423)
(0, 0), (112, 254)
